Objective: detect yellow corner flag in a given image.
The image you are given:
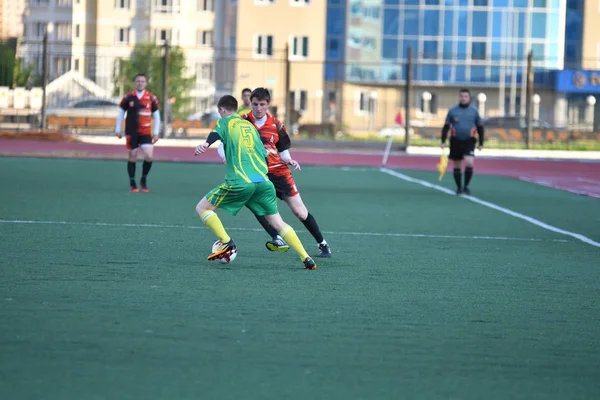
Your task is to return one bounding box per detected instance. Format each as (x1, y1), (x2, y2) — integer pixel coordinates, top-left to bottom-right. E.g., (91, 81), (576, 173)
(436, 151), (448, 181)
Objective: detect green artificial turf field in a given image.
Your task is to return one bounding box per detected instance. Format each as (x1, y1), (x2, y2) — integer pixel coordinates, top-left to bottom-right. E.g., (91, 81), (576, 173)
(1, 157), (599, 399)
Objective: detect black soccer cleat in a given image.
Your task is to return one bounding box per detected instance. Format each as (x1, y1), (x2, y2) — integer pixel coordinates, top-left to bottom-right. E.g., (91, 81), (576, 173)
(463, 187), (472, 196)
(318, 243), (331, 258)
(456, 187), (463, 195)
(265, 235), (290, 252)
(303, 257), (317, 270)
(140, 178), (149, 193)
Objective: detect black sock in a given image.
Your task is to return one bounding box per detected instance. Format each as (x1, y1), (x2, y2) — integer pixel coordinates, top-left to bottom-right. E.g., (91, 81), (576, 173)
(464, 167), (473, 188)
(127, 161), (136, 181)
(453, 168), (462, 189)
(255, 214), (279, 238)
(301, 213), (324, 244)
(142, 161), (152, 181)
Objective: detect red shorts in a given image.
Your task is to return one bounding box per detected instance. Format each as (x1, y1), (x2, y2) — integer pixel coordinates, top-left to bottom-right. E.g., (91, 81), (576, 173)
(269, 171), (299, 199)
(126, 134), (153, 150)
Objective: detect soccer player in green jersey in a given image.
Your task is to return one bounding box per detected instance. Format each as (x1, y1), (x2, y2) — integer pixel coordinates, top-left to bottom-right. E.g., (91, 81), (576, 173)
(237, 88), (252, 116)
(194, 95), (317, 270)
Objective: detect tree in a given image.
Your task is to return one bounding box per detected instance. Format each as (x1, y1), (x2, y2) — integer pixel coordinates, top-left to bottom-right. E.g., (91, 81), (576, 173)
(13, 58), (41, 88)
(0, 38), (16, 87)
(115, 43), (195, 119)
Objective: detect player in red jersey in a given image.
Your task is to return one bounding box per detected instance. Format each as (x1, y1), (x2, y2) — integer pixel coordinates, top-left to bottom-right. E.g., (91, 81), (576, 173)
(222, 87), (331, 257)
(115, 73), (161, 192)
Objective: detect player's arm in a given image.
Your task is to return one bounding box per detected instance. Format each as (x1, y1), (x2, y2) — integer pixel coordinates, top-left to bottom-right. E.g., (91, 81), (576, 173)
(195, 130), (221, 155)
(151, 96), (161, 143)
(275, 121), (300, 170)
(475, 110), (484, 149)
(115, 97), (128, 138)
(441, 110), (452, 148)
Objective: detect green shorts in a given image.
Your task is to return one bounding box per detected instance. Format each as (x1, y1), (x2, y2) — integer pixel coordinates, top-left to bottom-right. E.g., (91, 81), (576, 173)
(205, 181), (278, 216)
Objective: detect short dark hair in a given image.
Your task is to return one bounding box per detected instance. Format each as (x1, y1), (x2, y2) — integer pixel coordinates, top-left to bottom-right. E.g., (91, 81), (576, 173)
(241, 88), (252, 95)
(459, 88), (471, 95)
(217, 95), (238, 112)
(135, 73), (147, 80)
(250, 87), (271, 103)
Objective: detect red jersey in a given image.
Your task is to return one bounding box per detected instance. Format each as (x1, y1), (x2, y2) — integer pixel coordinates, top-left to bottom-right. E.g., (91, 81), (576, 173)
(119, 90), (160, 135)
(242, 113), (291, 176)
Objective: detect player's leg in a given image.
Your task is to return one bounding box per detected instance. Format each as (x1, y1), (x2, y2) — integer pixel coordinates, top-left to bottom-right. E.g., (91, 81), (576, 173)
(462, 141), (476, 195)
(196, 183), (250, 260)
(253, 213), (290, 252)
(126, 135), (139, 192)
(282, 194), (331, 258)
(247, 181), (316, 269)
(139, 139), (154, 192)
(449, 138), (464, 194)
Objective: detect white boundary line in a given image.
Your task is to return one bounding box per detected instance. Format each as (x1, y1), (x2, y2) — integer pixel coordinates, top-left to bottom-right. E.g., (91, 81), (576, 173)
(519, 177), (600, 199)
(0, 219), (566, 243)
(380, 167), (600, 248)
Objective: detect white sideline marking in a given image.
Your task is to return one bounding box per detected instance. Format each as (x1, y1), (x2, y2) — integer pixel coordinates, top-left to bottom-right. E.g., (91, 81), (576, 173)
(380, 167), (600, 248)
(0, 219), (566, 243)
(577, 177), (600, 185)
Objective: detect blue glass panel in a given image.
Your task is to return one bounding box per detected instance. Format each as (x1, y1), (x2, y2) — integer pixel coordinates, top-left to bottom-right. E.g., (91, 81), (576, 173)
(422, 65), (439, 81)
(403, 39), (418, 58)
(492, 11), (503, 38)
(518, 12), (526, 38)
(565, 11), (583, 40)
(533, 0), (546, 7)
(473, 0), (488, 5)
(471, 66), (487, 82)
(517, 42), (524, 59)
(459, 0), (469, 5)
(472, 42), (486, 60)
(548, 43), (558, 63)
(494, 0), (509, 5)
(442, 65), (452, 81)
(404, 10), (420, 36)
(531, 13), (546, 38)
(326, 38), (341, 59)
(423, 40), (438, 59)
(384, 0), (400, 4)
(531, 43), (545, 60)
(491, 41), (503, 61)
(443, 40), (453, 60)
(455, 66), (466, 82)
(548, 12), (560, 41)
(350, 2), (360, 16)
(383, 39), (399, 60)
(425, 0), (440, 4)
(383, 9), (400, 35)
(457, 41), (467, 60)
(472, 11), (487, 37)
(513, 0), (527, 7)
(490, 67), (501, 83)
(327, 7), (344, 35)
(325, 63), (336, 80)
(444, 10), (454, 36)
(457, 10), (468, 36)
(424, 10), (440, 36)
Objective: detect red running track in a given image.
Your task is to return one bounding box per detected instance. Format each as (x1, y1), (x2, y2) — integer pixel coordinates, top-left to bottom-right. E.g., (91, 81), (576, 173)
(1, 138), (599, 198)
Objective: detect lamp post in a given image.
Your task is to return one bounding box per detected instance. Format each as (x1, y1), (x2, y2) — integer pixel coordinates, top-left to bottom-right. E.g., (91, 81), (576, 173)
(477, 93), (487, 118)
(40, 22), (54, 130)
(532, 94), (541, 122)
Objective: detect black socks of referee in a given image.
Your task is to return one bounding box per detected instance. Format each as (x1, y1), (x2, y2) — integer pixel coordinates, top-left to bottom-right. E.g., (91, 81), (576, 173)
(128, 161), (136, 183)
(453, 168), (462, 189)
(464, 167), (473, 188)
(142, 161), (153, 182)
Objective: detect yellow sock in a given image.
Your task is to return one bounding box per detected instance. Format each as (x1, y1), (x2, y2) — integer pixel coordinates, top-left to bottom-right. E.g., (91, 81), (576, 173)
(200, 211), (231, 243)
(280, 225), (310, 261)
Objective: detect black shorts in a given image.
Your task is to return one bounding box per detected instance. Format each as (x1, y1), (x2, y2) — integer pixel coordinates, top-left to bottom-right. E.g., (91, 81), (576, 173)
(126, 134), (153, 150)
(268, 172), (299, 200)
(449, 137), (476, 160)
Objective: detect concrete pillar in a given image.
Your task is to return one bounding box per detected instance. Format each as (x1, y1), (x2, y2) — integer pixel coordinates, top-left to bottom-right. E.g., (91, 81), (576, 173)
(586, 95), (596, 126)
(532, 94), (541, 121)
(554, 93), (568, 128)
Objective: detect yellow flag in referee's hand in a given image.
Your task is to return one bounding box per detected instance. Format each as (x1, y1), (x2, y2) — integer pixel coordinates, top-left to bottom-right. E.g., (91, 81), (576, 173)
(436, 151), (448, 181)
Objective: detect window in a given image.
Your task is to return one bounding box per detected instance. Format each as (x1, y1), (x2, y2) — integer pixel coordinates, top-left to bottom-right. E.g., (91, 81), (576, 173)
(290, 0), (309, 5)
(290, 36), (309, 58)
(327, 6), (344, 35)
(196, 63), (213, 80)
(114, 27), (131, 44)
(74, 59), (80, 71)
(153, 0), (180, 13)
(404, 10), (419, 36)
(254, 34), (273, 57)
(54, 57), (71, 76)
(531, 13), (547, 39)
(197, 30), (213, 46)
(444, 10), (454, 36)
(423, 10), (439, 36)
(472, 42), (487, 60)
(153, 29), (172, 44)
(290, 90), (307, 111)
(115, 0), (130, 9)
(423, 40), (437, 59)
(472, 11), (487, 37)
(357, 91), (376, 114)
(383, 9), (399, 35)
(35, 22), (45, 38)
(75, 24), (80, 38)
(382, 38), (398, 60)
(228, 36), (236, 56)
(55, 23), (72, 41)
(198, 0), (213, 11)
(58, 0), (72, 6)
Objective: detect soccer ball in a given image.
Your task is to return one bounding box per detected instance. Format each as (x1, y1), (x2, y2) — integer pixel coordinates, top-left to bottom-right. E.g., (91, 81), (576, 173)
(211, 240), (237, 264)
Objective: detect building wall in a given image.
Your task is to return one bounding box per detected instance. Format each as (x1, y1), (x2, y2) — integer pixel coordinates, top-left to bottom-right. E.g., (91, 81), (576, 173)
(1, 0), (26, 39)
(581, 0), (600, 70)
(234, 0), (327, 124)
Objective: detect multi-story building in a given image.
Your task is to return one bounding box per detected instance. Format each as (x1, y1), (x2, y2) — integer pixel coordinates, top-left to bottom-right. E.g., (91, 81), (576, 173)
(215, 0), (327, 125)
(1, 0), (26, 39)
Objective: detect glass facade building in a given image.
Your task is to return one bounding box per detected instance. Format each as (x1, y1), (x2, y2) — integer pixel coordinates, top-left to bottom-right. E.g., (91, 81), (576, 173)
(325, 0), (567, 87)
